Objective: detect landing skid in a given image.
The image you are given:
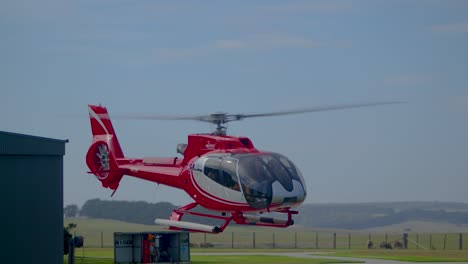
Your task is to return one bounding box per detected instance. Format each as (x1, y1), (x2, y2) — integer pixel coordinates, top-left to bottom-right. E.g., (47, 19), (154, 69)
(155, 203), (232, 233)
(154, 203), (298, 233)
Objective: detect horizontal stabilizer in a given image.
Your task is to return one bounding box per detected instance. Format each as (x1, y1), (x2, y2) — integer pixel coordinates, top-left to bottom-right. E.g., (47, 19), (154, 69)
(154, 219), (220, 233)
(87, 169), (126, 174)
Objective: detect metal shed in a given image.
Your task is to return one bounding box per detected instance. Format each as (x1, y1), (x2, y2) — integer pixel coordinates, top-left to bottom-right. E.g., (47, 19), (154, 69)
(114, 231), (190, 264)
(0, 131), (68, 264)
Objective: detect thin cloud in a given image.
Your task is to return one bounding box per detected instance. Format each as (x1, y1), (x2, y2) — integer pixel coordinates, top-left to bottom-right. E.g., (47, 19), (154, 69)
(384, 74), (433, 86)
(157, 47), (210, 60)
(431, 21), (468, 33)
(216, 35), (323, 51)
(156, 35), (325, 60)
(214, 40), (247, 51)
(257, 1), (351, 13)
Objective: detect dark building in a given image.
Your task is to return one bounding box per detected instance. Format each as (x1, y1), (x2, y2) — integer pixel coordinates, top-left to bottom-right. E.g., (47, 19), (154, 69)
(0, 131), (68, 264)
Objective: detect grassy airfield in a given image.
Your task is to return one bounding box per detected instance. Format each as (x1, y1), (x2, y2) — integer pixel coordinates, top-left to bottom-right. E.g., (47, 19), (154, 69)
(321, 250), (468, 262)
(65, 247), (468, 263)
(64, 218), (468, 263)
(66, 250), (362, 264)
(67, 248), (359, 264)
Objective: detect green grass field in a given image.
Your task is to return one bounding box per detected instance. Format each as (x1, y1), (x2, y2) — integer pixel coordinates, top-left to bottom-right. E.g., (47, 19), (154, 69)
(66, 248), (361, 264)
(64, 217), (468, 263)
(65, 247), (468, 263)
(190, 255), (361, 264)
(65, 255), (359, 264)
(321, 250), (468, 262)
(66, 218), (466, 250)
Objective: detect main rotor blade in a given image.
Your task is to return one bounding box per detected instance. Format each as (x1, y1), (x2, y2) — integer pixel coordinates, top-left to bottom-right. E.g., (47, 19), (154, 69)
(235, 101), (404, 120)
(96, 101), (404, 124)
(97, 113), (210, 121)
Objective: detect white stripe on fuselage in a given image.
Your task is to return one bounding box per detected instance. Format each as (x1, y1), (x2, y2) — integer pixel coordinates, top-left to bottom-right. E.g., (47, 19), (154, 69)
(190, 169), (248, 207)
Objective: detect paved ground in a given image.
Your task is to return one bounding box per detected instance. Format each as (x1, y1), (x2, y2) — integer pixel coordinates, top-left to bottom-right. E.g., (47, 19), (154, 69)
(192, 252), (468, 264)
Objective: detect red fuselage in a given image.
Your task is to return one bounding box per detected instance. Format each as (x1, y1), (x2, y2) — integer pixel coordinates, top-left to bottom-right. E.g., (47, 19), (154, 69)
(89, 133), (306, 213)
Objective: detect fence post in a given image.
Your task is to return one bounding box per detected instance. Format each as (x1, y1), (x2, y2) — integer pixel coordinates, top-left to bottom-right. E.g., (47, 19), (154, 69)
(443, 234), (447, 250)
(348, 233), (351, 249)
(430, 234), (432, 250)
(294, 232), (297, 249)
(273, 232), (275, 249)
(204, 233), (207, 246)
(232, 232), (234, 249)
(253, 232), (255, 249)
(333, 233), (336, 249)
(101, 231), (103, 248)
(316, 232), (318, 249)
(416, 233), (419, 249)
(459, 233), (463, 250)
(403, 233), (408, 249)
(68, 238), (75, 264)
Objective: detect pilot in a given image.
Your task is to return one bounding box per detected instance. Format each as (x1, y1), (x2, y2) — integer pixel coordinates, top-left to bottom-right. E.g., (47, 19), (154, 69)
(222, 172), (240, 191)
(242, 157), (270, 201)
(231, 181), (240, 191)
(209, 169), (241, 191)
(207, 169), (219, 182)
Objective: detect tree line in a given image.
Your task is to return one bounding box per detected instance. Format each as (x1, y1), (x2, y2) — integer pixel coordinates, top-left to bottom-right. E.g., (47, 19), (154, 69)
(295, 203), (468, 229)
(65, 199), (468, 229)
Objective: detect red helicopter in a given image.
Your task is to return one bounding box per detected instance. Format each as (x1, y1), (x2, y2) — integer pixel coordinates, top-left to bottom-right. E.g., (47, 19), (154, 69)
(86, 102), (398, 233)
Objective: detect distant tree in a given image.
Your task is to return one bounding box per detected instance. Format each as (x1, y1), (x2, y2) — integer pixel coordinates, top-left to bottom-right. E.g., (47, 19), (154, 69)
(64, 204), (79, 218)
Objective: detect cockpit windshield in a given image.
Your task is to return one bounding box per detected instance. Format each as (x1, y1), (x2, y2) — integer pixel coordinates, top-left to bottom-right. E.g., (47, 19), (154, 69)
(235, 153), (305, 209)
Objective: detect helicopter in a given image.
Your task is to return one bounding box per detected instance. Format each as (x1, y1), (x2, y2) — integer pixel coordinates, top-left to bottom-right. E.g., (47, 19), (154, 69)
(86, 102), (399, 233)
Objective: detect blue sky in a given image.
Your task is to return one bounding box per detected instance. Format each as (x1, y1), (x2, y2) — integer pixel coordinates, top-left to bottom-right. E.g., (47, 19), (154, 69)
(1, 0), (467, 207)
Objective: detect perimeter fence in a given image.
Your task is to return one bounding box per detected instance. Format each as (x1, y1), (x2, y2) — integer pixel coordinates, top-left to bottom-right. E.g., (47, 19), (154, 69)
(76, 230), (466, 250)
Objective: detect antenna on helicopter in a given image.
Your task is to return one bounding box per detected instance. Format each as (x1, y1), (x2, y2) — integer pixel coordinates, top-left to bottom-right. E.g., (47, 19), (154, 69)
(99, 101), (405, 136)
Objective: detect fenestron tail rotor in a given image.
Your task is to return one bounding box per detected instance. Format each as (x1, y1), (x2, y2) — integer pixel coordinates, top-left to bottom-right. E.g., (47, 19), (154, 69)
(98, 101), (405, 135)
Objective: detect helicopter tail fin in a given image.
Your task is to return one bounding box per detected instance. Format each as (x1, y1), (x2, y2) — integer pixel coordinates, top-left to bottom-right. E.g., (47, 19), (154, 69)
(86, 105), (125, 191)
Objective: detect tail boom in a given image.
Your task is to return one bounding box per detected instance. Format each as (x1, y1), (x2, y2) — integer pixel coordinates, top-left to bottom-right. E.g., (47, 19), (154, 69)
(86, 104), (185, 191)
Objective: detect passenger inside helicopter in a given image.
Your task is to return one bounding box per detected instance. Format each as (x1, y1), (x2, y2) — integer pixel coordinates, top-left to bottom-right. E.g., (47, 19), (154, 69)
(203, 159), (240, 191)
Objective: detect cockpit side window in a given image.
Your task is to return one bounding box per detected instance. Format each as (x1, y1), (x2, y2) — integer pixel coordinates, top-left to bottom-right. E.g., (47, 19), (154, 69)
(221, 159), (240, 191)
(204, 158), (221, 182)
(203, 157), (240, 191)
